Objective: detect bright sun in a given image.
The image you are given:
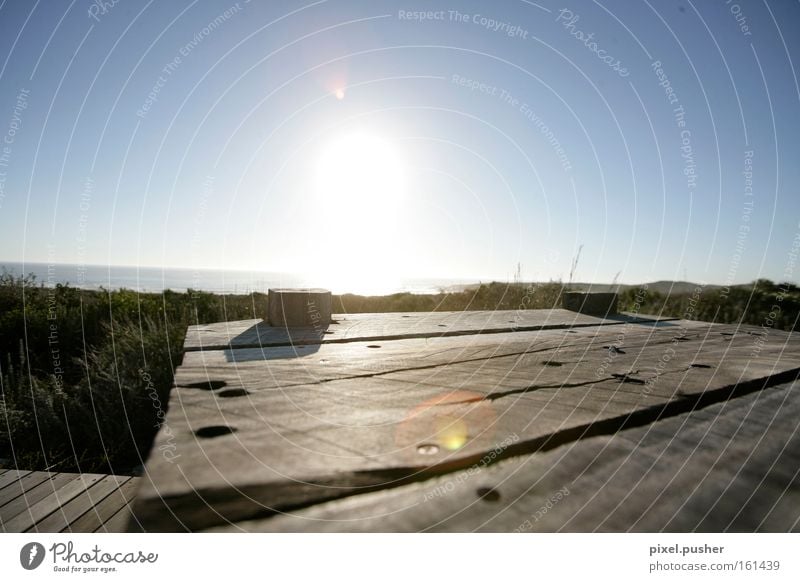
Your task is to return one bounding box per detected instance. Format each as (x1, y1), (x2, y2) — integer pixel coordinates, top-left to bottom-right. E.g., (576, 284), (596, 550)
(311, 132), (407, 294)
(314, 132), (404, 219)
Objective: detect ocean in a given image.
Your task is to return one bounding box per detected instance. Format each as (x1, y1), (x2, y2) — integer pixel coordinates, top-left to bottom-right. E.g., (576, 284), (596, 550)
(0, 262), (478, 296)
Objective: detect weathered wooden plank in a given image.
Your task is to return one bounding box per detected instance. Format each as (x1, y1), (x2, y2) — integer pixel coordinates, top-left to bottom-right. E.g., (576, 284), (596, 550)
(0, 473), (76, 529)
(0, 471), (54, 507)
(383, 322), (800, 398)
(1, 473), (105, 532)
(183, 309), (671, 351)
(67, 477), (141, 533)
(209, 379), (800, 532)
(175, 319), (710, 393)
(0, 469), (31, 491)
(133, 315), (800, 531)
(33, 475), (133, 533)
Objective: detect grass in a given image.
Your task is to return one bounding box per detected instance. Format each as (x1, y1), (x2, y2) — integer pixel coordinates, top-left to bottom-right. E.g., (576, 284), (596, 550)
(0, 272), (265, 474)
(1, 271), (797, 474)
(616, 279), (800, 330)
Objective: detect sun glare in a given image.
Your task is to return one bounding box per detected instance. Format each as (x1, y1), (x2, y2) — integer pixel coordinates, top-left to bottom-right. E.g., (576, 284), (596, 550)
(315, 132), (404, 216)
(312, 132), (406, 292)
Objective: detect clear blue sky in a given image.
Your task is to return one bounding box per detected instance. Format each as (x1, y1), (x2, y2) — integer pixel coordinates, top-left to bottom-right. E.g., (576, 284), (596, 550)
(0, 0), (798, 288)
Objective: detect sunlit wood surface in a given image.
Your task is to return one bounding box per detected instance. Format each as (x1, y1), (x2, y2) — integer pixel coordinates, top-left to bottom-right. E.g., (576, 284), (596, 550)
(132, 309), (800, 532)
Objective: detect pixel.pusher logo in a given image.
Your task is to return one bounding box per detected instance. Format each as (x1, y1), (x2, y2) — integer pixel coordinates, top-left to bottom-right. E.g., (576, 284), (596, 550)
(19, 542), (46, 570)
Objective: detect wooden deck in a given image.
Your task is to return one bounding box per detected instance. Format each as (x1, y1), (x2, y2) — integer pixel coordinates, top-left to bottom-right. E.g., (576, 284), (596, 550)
(0, 470), (140, 532)
(131, 308), (800, 532)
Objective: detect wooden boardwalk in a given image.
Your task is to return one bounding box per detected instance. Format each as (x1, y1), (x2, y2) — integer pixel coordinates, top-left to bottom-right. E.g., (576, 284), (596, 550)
(0, 470), (140, 532)
(131, 308), (800, 532)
